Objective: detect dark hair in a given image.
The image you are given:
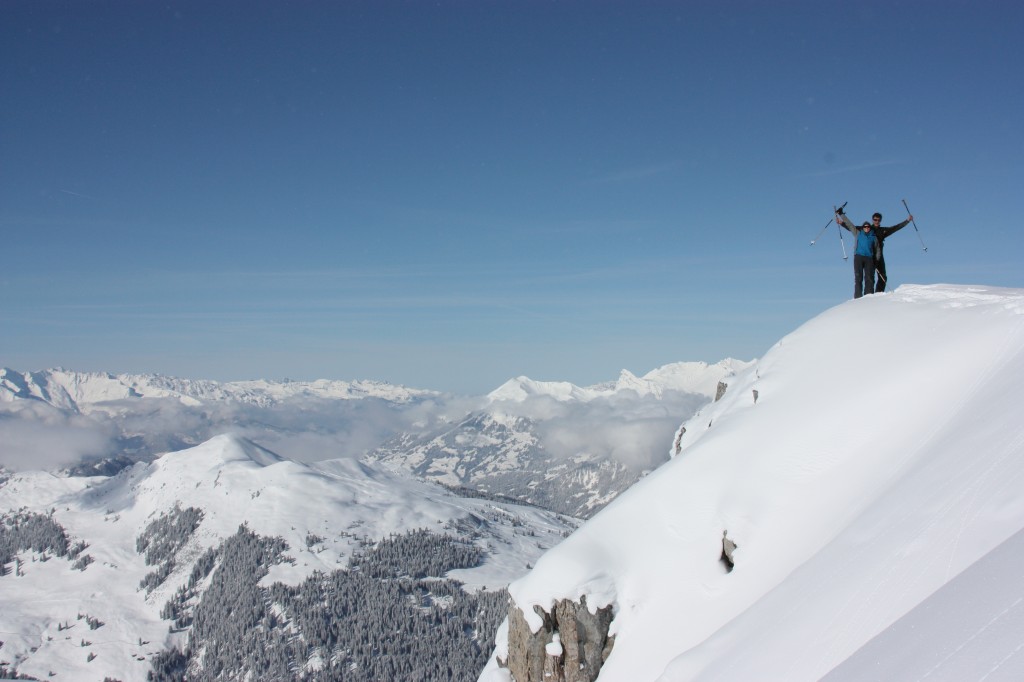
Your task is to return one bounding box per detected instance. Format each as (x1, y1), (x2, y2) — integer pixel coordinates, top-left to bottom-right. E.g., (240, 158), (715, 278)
(872, 213), (882, 220)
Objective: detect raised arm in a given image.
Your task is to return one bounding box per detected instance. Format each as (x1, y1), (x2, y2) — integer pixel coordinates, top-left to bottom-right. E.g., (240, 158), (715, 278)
(836, 212), (857, 233)
(878, 218), (911, 238)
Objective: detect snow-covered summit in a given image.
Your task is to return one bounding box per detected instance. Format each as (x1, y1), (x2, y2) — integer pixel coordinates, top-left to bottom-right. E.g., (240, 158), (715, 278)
(487, 359), (751, 404)
(483, 284), (1024, 681)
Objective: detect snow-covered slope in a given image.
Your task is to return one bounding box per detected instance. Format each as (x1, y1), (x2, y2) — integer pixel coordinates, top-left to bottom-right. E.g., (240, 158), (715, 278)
(0, 434), (578, 681)
(483, 284), (1024, 681)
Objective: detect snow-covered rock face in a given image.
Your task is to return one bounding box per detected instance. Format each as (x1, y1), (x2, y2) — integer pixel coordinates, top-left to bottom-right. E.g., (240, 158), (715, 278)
(483, 284), (1024, 682)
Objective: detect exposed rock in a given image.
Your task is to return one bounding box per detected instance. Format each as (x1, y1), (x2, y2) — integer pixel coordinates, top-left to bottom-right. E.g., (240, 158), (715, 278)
(673, 427), (686, 455)
(721, 530), (737, 572)
(503, 595), (615, 682)
(715, 381), (728, 401)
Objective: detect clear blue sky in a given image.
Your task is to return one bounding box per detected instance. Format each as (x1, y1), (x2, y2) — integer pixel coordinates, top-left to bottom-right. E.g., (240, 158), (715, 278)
(2, 1), (1022, 394)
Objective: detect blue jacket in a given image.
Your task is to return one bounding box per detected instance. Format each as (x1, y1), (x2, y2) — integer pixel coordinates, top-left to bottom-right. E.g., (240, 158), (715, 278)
(839, 215), (882, 259)
(854, 228), (877, 258)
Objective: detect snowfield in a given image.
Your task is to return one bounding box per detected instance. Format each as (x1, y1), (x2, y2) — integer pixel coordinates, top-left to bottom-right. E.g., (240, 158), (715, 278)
(482, 284), (1024, 682)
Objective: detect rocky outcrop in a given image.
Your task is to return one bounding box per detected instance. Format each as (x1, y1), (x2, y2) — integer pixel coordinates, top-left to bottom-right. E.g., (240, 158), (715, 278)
(715, 381), (728, 402)
(502, 596), (614, 682)
(721, 530), (738, 572)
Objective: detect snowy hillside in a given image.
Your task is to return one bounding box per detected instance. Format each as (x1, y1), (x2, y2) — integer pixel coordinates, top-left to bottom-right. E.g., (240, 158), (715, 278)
(0, 435), (578, 681)
(483, 284), (1024, 682)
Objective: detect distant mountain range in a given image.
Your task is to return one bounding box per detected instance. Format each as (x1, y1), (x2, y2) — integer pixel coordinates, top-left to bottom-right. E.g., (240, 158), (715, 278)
(366, 361), (750, 518)
(1, 361), (750, 518)
(486, 360), (752, 403)
(0, 367), (436, 411)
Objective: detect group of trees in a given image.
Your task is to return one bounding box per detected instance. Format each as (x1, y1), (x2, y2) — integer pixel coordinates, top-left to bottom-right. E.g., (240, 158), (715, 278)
(150, 525), (508, 681)
(136, 506), (204, 593)
(3, 505), (510, 680)
(0, 509), (92, 576)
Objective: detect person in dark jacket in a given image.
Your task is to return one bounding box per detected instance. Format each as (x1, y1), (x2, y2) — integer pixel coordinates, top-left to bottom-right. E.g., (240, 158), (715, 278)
(867, 212), (912, 292)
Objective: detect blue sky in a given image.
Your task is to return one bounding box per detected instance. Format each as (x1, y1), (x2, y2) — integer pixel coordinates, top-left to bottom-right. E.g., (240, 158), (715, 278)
(2, 1), (1022, 394)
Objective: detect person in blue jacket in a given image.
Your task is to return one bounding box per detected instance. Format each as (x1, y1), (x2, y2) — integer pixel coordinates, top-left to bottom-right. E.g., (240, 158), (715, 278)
(836, 213), (877, 299)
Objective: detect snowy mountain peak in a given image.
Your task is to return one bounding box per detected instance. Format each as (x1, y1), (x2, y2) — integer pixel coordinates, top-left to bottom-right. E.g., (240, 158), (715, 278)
(487, 376), (591, 403)
(200, 433), (289, 468)
(485, 359), (752, 405)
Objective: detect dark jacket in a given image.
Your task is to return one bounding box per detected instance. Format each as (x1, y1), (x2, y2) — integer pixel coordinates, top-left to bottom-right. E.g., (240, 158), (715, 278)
(838, 214), (910, 260)
(874, 218), (911, 260)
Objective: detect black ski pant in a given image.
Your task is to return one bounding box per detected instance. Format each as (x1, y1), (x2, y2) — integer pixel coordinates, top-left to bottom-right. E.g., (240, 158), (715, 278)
(853, 254), (875, 299)
(875, 257), (888, 292)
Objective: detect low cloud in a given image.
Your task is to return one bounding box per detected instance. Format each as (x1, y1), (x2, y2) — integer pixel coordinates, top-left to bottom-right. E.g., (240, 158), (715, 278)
(0, 392), (485, 472)
(0, 387), (702, 476)
(492, 390), (706, 471)
(0, 402), (116, 472)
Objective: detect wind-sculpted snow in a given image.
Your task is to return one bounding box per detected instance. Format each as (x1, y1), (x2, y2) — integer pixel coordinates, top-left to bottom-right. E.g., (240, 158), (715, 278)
(483, 284), (1024, 682)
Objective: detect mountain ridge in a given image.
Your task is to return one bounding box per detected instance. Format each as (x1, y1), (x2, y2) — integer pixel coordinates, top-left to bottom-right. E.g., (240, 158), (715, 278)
(0, 367), (438, 411)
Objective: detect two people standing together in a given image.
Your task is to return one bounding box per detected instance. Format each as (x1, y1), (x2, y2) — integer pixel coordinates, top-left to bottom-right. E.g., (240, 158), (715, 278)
(835, 208), (912, 298)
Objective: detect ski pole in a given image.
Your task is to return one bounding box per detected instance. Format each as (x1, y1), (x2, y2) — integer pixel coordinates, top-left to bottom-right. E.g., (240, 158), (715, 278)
(833, 205), (848, 260)
(902, 199), (928, 252)
(811, 218), (833, 245)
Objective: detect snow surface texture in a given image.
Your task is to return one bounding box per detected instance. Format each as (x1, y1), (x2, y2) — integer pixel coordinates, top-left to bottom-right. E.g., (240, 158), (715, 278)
(482, 284), (1024, 682)
(0, 435), (578, 681)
